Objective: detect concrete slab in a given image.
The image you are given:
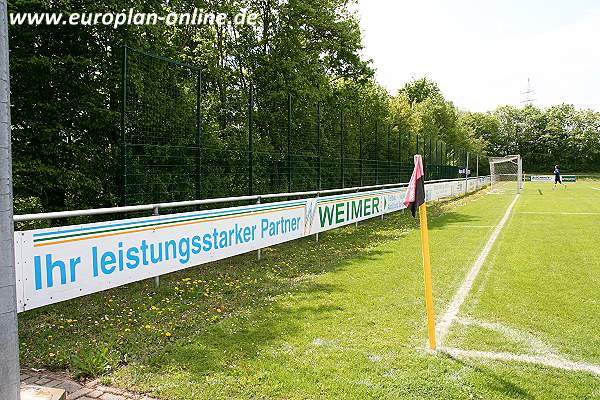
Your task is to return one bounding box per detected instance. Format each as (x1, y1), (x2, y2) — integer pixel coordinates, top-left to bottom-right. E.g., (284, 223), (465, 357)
(21, 384), (66, 400)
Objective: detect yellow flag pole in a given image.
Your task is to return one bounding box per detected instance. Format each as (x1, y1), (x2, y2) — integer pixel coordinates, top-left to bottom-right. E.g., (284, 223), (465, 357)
(418, 202), (437, 351)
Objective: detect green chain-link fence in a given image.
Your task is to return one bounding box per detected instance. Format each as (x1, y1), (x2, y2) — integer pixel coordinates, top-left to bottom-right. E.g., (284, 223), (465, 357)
(120, 46), (488, 206)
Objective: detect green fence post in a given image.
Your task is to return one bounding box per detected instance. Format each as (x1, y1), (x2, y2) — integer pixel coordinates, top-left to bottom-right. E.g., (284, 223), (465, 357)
(340, 110), (345, 188)
(424, 135), (428, 175)
(444, 142), (448, 178)
(408, 131), (412, 160)
(359, 115), (363, 186)
(449, 144), (453, 176)
(416, 134), (420, 157)
(248, 85), (254, 196)
(446, 143), (450, 179)
(387, 126), (391, 184)
(441, 142), (444, 178)
(120, 45), (128, 206)
(317, 102), (321, 191)
(452, 145), (456, 170)
(375, 121), (379, 185)
(195, 70), (202, 200)
(398, 129), (401, 182)
(428, 136), (432, 179)
(465, 151), (469, 194)
(435, 140), (439, 180)
(439, 141), (442, 179)
(288, 93), (292, 193)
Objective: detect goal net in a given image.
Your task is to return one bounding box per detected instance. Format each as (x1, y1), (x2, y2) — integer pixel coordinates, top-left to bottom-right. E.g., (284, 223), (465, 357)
(489, 155), (523, 193)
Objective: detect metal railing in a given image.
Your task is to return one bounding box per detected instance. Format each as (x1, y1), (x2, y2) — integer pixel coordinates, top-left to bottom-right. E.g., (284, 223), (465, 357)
(14, 177), (484, 223)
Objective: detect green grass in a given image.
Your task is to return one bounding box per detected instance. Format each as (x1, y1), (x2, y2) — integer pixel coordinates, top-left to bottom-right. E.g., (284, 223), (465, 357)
(450, 180), (600, 365)
(18, 183), (600, 399)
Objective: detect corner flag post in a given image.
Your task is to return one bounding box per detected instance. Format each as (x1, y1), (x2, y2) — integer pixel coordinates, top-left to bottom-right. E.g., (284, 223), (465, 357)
(403, 155), (436, 351)
(418, 202), (436, 351)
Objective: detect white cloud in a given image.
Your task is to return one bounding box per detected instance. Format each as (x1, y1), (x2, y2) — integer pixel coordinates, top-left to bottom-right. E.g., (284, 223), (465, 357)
(356, 0), (600, 111)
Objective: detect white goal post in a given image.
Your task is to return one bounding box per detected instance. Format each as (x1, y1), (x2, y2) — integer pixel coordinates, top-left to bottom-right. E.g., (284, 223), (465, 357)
(489, 155), (523, 193)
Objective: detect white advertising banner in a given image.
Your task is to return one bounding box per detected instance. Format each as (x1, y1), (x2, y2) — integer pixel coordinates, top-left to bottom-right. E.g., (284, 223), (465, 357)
(467, 179), (477, 192)
(426, 182), (453, 201)
(530, 175), (576, 183)
(14, 178), (489, 312)
(14, 199), (307, 312)
(305, 187), (408, 234)
(530, 175), (554, 182)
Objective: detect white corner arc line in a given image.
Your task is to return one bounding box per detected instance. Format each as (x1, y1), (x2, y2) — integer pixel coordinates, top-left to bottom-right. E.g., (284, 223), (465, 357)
(442, 347), (600, 376)
(436, 194), (520, 345)
(445, 225), (497, 229)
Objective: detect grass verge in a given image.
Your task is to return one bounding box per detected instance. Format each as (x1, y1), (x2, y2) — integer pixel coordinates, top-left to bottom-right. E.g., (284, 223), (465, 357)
(18, 187), (600, 399)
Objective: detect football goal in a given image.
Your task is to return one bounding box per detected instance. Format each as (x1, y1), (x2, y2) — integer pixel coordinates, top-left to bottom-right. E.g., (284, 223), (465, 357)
(489, 155), (523, 193)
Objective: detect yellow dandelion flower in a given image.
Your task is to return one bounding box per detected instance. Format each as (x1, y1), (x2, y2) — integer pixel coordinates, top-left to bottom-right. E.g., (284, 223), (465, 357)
(165, 332), (172, 337)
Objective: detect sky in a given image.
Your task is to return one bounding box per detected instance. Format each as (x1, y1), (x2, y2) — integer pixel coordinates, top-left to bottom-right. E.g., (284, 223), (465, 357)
(355, 0), (600, 112)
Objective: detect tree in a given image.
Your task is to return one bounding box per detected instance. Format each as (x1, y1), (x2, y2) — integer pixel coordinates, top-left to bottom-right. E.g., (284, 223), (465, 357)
(398, 77), (443, 105)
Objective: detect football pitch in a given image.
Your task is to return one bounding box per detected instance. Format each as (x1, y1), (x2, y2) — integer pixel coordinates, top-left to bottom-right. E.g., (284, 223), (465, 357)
(19, 180), (600, 399)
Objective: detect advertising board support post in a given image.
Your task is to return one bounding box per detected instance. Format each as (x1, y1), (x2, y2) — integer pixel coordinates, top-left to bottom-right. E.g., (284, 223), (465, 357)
(356, 189), (360, 227)
(153, 206), (160, 288)
(0, 0), (21, 397)
(315, 193), (319, 242)
(257, 196), (262, 260)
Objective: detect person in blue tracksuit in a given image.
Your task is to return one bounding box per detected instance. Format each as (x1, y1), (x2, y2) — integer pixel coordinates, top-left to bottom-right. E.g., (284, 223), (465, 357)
(553, 165), (565, 190)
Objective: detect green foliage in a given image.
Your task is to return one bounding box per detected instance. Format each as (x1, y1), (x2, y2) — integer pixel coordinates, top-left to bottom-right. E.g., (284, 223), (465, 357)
(390, 77), (599, 174)
(398, 77), (443, 105)
(487, 104), (600, 172)
(9, 0), (395, 210)
(389, 78), (480, 176)
(71, 347), (116, 379)
(13, 196), (50, 230)
(9, 1), (598, 214)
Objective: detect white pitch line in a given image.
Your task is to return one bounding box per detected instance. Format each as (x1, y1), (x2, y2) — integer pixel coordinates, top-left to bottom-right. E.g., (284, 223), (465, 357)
(520, 211), (600, 215)
(442, 347), (600, 376)
(436, 194), (520, 345)
(455, 317), (556, 355)
(590, 187), (600, 191)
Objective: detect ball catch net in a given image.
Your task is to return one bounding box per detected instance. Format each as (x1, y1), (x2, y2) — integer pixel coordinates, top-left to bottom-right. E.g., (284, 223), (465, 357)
(489, 155), (523, 193)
